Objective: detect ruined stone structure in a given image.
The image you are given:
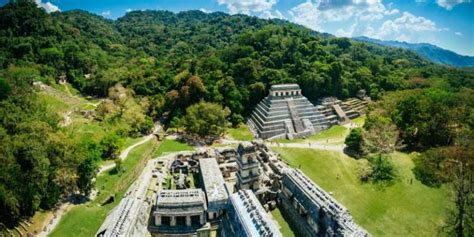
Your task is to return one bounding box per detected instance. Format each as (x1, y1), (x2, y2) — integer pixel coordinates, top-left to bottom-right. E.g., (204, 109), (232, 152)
(96, 160), (152, 237)
(315, 96), (369, 124)
(198, 158), (229, 220)
(152, 189), (208, 234)
(236, 142), (261, 191)
(248, 84), (330, 139)
(96, 197), (144, 237)
(221, 190), (282, 237)
(99, 142), (370, 237)
(279, 169), (370, 237)
(249, 84), (370, 140)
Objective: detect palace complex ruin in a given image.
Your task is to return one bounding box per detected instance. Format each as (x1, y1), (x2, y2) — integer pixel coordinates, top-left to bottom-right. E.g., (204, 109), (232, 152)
(248, 84), (370, 139)
(96, 142), (370, 237)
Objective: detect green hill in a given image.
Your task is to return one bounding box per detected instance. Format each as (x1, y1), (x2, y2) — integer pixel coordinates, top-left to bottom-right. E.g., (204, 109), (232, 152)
(0, 1), (472, 234)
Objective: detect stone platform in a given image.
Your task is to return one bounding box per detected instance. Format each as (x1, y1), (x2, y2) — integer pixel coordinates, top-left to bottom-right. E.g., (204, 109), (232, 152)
(248, 84), (330, 140)
(248, 84), (370, 140)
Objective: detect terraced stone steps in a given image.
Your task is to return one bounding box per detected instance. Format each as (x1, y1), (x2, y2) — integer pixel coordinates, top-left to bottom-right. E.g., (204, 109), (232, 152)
(287, 99), (305, 133)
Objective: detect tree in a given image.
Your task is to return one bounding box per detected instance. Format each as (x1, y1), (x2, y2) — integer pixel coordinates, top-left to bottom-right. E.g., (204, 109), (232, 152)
(329, 61), (344, 97)
(413, 144), (473, 237)
(345, 128), (364, 157)
(392, 89), (459, 150)
(368, 154), (396, 182)
(363, 115), (399, 154)
(114, 158), (123, 175)
(108, 83), (131, 117)
(182, 101), (230, 137)
(0, 77), (11, 100)
(361, 115), (399, 182)
(100, 132), (123, 160)
(76, 139), (101, 195)
(446, 151), (473, 237)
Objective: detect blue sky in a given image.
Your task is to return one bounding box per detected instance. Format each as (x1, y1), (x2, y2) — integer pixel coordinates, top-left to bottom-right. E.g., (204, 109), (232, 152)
(2, 0), (474, 56)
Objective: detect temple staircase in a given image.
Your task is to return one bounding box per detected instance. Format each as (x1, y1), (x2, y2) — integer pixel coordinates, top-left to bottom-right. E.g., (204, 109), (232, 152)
(332, 104), (350, 123)
(287, 99), (305, 133)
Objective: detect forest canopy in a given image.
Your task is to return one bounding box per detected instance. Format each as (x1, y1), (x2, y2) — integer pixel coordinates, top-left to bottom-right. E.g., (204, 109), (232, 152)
(0, 0), (473, 230)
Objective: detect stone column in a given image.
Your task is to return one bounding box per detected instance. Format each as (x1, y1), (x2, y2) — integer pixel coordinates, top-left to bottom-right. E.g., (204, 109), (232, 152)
(186, 215), (192, 226)
(200, 213), (205, 225)
(170, 216), (176, 227)
(155, 214), (162, 226)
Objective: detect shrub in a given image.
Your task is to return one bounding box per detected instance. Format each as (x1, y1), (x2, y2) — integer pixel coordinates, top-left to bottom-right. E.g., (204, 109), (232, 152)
(368, 154), (396, 182)
(345, 128), (364, 157)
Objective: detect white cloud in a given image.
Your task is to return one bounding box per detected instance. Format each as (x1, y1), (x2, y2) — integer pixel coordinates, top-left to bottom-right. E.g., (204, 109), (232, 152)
(289, 0), (401, 33)
(383, 12), (440, 33)
(101, 10), (111, 17)
(35, 0), (60, 13)
(455, 31), (463, 36)
(386, 9), (399, 15)
(217, 0), (277, 14)
(288, 1), (321, 31)
(365, 11), (444, 43)
(199, 8), (213, 13)
(336, 21), (359, 37)
(436, 0), (469, 10)
(126, 8), (134, 13)
(259, 10), (285, 19)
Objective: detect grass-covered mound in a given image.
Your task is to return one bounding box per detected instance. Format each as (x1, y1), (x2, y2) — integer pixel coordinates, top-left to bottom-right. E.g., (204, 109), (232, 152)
(153, 138), (194, 157)
(226, 123), (254, 141)
(275, 116), (365, 144)
(273, 148), (450, 236)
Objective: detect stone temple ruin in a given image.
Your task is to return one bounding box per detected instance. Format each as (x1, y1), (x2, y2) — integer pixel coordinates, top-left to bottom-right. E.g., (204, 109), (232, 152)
(248, 84), (370, 139)
(97, 141), (370, 237)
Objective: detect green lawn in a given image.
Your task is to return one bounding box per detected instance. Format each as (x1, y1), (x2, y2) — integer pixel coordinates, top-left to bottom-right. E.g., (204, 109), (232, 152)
(37, 93), (70, 114)
(68, 118), (107, 142)
(275, 116), (366, 144)
(226, 123), (254, 141)
(352, 115), (366, 127)
(153, 138), (194, 157)
(275, 124), (349, 144)
(271, 208), (296, 237)
(123, 136), (144, 147)
(272, 148), (450, 237)
(49, 139), (157, 237)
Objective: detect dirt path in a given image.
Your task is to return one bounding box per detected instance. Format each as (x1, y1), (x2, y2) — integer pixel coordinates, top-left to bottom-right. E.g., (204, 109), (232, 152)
(38, 124), (161, 236)
(220, 136), (345, 152)
(266, 141), (345, 152)
(98, 123), (161, 174)
(36, 204), (72, 237)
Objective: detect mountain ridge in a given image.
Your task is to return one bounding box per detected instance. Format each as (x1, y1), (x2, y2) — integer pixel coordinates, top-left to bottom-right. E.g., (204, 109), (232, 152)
(354, 36), (474, 68)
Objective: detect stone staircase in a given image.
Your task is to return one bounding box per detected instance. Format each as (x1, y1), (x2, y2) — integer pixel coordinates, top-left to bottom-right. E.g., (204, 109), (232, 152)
(332, 104), (350, 123)
(287, 99), (305, 133)
(248, 94), (331, 139)
(248, 85), (371, 140)
(343, 98), (369, 114)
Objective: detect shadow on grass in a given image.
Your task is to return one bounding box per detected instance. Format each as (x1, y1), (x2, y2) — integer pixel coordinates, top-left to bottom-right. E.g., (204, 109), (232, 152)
(107, 167), (124, 176)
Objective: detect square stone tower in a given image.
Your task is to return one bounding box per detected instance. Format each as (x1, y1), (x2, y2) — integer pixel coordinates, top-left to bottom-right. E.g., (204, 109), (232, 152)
(236, 142), (260, 191)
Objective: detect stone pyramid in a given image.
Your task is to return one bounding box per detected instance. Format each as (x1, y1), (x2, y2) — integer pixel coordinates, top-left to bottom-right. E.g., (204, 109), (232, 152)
(248, 84), (331, 140)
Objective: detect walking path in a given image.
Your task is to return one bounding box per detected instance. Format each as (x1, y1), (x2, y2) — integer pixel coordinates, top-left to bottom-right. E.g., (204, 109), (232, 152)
(220, 136), (345, 152)
(98, 123), (161, 174)
(37, 204), (71, 237)
(266, 141), (345, 152)
(38, 123), (160, 237)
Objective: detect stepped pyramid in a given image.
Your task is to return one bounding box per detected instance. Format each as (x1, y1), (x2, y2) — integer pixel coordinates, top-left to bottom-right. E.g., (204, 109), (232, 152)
(248, 84), (331, 140)
(316, 92), (370, 124)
